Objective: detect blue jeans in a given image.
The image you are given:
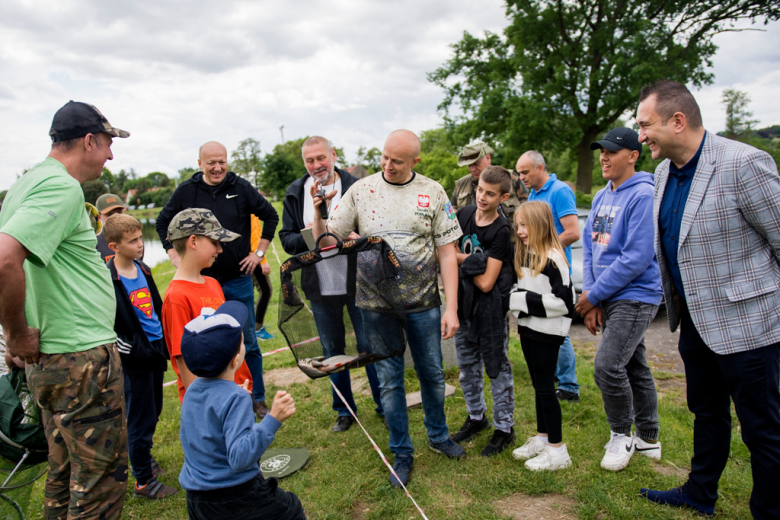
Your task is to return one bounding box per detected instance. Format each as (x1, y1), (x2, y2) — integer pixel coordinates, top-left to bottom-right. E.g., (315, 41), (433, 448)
(222, 274), (264, 402)
(310, 295), (383, 417)
(362, 307), (449, 456)
(555, 336), (579, 394)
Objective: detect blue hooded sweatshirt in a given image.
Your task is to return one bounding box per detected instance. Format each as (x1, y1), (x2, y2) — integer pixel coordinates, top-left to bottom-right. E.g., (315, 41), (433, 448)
(583, 171), (663, 306)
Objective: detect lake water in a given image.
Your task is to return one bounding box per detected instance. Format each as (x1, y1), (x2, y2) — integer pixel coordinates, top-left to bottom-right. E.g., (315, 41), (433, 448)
(139, 219), (170, 267)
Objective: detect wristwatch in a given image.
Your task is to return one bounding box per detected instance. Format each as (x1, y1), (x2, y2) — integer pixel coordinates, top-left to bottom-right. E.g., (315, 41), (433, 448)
(255, 250), (265, 259)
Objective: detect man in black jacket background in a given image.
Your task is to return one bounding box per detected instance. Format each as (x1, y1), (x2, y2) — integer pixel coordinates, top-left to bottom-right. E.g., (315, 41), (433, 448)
(155, 141), (278, 418)
(279, 136), (384, 432)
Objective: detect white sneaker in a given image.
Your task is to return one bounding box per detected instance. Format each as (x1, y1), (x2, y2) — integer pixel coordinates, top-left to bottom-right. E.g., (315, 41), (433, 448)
(601, 432), (635, 471)
(512, 436), (547, 461)
(634, 437), (662, 460)
(524, 444), (572, 471)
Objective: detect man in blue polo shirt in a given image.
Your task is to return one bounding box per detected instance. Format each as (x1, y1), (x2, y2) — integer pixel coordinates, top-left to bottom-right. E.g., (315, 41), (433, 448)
(517, 150), (581, 402)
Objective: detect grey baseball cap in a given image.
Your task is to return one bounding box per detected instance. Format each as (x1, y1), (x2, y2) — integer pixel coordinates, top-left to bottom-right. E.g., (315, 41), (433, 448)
(457, 140), (494, 167)
(167, 208), (241, 242)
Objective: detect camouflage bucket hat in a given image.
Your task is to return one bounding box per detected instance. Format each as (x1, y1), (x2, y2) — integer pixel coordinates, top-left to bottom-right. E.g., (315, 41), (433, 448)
(167, 208), (241, 242)
(49, 101), (130, 142)
(457, 139), (494, 167)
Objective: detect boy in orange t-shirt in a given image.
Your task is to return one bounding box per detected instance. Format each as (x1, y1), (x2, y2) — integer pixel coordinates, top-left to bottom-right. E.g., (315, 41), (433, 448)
(161, 208), (253, 403)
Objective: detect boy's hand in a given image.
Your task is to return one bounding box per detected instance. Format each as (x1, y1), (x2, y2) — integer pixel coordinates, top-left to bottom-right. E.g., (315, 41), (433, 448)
(241, 379), (250, 394)
(584, 307), (603, 336)
(269, 390), (296, 422)
(575, 290), (595, 316)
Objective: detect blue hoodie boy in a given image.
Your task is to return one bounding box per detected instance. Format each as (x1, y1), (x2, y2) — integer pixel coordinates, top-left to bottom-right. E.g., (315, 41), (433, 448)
(583, 171), (663, 306)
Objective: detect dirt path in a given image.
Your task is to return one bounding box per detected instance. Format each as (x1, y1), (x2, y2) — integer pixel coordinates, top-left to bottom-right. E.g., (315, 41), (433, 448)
(568, 306), (683, 373)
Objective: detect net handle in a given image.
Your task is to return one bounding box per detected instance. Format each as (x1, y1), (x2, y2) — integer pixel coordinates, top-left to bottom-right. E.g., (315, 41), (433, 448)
(314, 232), (343, 254)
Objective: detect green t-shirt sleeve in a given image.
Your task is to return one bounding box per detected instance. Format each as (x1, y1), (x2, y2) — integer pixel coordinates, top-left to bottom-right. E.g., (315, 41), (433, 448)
(1, 178), (83, 268)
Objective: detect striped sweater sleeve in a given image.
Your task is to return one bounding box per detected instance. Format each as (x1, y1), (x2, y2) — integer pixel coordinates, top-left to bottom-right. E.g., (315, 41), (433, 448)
(509, 257), (574, 319)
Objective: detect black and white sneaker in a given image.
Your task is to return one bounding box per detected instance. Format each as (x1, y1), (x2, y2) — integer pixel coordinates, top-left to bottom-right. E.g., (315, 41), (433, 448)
(480, 428), (516, 457)
(635, 438), (662, 460)
(451, 416), (490, 444)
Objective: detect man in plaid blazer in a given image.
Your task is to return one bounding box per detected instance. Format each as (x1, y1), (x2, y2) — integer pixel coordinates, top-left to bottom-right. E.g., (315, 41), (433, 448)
(634, 80), (780, 519)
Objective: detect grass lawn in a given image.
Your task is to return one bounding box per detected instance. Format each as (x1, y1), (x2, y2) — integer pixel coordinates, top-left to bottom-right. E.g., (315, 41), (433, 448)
(27, 202), (755, 519)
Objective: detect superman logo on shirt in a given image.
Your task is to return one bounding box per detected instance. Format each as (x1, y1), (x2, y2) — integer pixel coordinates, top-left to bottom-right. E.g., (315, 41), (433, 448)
(129, 288), (153, 318)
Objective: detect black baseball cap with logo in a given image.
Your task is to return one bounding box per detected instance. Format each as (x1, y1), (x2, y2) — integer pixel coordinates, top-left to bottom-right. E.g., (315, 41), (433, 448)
(49, 101), (130, 143)
(590, 127), (641, 157)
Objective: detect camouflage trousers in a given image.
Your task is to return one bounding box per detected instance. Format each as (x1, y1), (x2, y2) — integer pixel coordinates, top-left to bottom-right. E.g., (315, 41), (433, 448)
(454, 318), (515, 431)
(26, 343), (128, 520)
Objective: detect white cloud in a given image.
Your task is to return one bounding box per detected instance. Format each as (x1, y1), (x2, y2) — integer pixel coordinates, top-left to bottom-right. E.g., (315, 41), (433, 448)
(0, 1), (778, 190)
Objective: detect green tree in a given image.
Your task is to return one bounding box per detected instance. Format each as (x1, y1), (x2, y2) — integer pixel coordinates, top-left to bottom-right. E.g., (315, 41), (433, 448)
(355, 146), (382, 174)
(230, 138), (263, 185)
(145, 171), (171, 188)
(100, 167), (116, 193)
(722, 88), (759, 139)
(82, 179), (108, 205)
(332, 146), (350, 169)
(260, 137), (308, 195)
(429, 0), (780, 193)
(178, 167), (197, 184)
(113, 169), (130, 193)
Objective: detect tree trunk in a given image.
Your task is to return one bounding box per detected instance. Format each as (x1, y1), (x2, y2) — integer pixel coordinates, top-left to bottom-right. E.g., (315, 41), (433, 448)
(576, 132), (598, 194)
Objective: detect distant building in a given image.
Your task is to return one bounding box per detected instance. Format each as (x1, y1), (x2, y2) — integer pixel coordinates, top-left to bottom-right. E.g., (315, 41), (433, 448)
(125, 187), (161, 204)
(347, 165), (370, 179)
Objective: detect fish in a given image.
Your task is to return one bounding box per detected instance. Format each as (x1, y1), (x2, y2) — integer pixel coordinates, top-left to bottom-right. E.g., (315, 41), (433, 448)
(318, 355), (357, 373)
(297, 357), (326, 379)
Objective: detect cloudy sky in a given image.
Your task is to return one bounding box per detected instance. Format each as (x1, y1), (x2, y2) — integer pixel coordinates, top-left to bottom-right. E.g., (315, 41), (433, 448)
(1, 1), (778, 190)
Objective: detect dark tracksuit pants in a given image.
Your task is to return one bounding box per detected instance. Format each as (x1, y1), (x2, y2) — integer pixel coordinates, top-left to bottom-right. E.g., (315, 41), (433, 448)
(124, 343), (165, 486)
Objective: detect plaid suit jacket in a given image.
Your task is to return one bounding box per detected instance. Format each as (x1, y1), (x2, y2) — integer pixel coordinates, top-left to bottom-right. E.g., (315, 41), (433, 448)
(653, 131), (780, 354)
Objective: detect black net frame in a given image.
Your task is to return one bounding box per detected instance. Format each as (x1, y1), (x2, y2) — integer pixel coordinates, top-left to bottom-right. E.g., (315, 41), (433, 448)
(0, 367), (48, 520)
(278, 234), (407, 379)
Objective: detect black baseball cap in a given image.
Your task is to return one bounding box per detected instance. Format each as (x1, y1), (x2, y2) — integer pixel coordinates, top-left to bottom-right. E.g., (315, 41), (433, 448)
(590, 127), (641, 157)
(49, 101), (130, 143)
(181, 301), (248, 378)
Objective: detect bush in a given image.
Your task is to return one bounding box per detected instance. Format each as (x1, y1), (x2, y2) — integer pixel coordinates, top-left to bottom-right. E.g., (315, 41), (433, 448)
(575, 190), (594, 208)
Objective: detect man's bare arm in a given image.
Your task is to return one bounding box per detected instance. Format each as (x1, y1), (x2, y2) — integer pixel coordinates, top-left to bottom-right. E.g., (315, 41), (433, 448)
(0, 233), (40, 364)
(437, 242), (460, 339)
(558, 214), (580, 248)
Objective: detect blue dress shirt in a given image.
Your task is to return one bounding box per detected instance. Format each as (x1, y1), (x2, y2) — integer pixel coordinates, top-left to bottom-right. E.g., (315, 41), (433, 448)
(658, 132), (706, 300)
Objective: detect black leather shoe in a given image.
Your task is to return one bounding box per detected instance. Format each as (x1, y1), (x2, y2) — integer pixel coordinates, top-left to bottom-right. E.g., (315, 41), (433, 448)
(332, 416), (355, 432)
(480, 428), (516, 457)
(452, 416), (490, 444)
(253, 401), (270, 419)
(556, 389), (580, 402)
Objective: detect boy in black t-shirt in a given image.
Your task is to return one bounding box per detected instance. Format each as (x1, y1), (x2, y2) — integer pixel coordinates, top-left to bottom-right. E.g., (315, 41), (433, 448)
(452, 166), (517, 456)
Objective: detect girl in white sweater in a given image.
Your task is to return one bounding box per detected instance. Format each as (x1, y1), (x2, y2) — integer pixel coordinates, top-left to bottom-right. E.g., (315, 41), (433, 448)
(509, 201), (575, 471)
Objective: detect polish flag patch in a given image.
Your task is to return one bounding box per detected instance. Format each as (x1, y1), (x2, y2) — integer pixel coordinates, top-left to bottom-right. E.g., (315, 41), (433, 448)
(418, 195), (430, 208)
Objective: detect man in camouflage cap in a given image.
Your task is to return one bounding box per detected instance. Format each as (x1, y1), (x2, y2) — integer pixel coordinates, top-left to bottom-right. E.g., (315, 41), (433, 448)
(0, 100), (129, 519)
(451, 139), (528, 226)
(167, 208), (242, 243)
(95, 193), (128, 262)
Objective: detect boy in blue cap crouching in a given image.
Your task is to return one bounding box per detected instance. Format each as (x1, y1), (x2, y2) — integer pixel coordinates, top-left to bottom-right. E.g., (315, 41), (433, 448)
(178, 301), (305, 519)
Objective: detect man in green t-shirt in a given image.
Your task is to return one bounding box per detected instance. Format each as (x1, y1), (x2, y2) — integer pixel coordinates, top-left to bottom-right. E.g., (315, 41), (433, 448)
(0, 101), (130, 520)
